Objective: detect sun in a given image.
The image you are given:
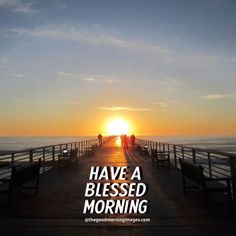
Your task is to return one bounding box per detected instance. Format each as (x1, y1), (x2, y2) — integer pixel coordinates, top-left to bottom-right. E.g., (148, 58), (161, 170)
(107, 118), (131, 135)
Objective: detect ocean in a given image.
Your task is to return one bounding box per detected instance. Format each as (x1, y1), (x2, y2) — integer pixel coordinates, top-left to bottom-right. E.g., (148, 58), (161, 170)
(0, 136), (236, 154)
(141, 136), (236, 154)
(0, 136), (94, 153)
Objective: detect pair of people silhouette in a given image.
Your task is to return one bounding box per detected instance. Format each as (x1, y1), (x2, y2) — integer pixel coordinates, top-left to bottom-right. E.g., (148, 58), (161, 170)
(97, 133), (103, 146)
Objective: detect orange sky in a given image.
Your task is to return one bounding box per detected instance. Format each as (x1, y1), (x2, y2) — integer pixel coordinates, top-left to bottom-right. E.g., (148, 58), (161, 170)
(1, 105), (235, 136)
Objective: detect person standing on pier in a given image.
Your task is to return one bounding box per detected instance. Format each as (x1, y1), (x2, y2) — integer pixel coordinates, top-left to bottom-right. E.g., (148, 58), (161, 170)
(123, 134), (128, 149)
(130, 134), (135, 147)
(98, 133), (103, 146)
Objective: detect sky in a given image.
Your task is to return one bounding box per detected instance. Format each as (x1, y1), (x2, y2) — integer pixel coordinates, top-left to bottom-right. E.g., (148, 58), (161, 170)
(0, 0), (236, 136)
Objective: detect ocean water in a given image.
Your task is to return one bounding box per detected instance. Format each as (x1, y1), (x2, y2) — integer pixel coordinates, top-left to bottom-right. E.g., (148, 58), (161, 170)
(0, 136), (236, 154)
(140, 136), (236, 154)
(0, 136), (94, 153)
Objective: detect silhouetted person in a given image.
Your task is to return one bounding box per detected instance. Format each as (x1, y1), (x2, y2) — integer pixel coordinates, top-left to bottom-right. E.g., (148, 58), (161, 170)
(120, 134), (124, 146)
(130, 134), (135, 147)
(98, 133), (103, 146)
(123, 134), (128, 149)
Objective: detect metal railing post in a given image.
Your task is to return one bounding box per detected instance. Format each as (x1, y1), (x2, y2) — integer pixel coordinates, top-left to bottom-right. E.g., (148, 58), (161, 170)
(52, 146), (55, 162)
(192, 149), (196, 163)
(181, 147), (185, 159)
(167, 144), (170, 161)
(29, 150), (33, 162)
(208, 152), (212, 178)
(43, 148), (45, 172)
(78, 142), (81, 157)
(173, 145), (177, 167)
(230, 157), (236, 198)
(11, 153), (15, 166)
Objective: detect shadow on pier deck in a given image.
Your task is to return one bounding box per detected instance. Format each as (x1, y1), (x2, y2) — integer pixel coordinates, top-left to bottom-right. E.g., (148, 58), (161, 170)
(0, 138), (236, 236)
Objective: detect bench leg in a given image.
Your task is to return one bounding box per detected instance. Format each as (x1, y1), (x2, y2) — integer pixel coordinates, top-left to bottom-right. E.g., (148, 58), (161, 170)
(152, 156), (155, 165)
(227, 181), (232, 207)
(8, 188), (13, 205)
(202, 190), (211, 212)
(167, 156), (171, 168)
(36, 177), (39, 194)
(182, 176), (186, 193)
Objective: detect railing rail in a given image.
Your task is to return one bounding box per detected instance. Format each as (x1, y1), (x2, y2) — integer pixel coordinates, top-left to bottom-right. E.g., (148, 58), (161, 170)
(0, 138), (102, 180)
(136, 138), (236, 197)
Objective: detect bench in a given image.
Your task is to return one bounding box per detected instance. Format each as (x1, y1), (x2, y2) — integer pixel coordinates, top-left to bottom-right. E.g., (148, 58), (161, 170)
(136, 145), (149, 156)
(58, 148), (78, 167)
(179, 158), (232, 207)
(0, 158), (41, 203)
(85, 145), (96, 156)
(151, 149), (170, 167)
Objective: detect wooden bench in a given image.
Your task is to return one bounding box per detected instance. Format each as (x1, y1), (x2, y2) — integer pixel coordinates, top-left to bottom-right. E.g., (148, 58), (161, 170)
(136, 145), (149, 156)
(58, 148), (78, 167)
(85, 145), (96, 156)
(179, 158), (232, 207)
(151, 149), (170, 167)
(0, 158), (41, 203)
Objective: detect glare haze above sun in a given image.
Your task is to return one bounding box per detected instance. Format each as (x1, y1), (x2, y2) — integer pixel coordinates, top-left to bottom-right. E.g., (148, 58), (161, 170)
(107, 119), (131, 135)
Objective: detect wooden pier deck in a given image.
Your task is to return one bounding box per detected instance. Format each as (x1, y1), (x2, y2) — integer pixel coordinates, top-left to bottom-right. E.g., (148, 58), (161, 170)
(0, 138), (236, 235)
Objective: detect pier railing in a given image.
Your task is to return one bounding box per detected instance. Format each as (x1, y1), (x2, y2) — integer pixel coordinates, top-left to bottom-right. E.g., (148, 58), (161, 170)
(136, 138), (236, 197)
(0, 138), (99, 180)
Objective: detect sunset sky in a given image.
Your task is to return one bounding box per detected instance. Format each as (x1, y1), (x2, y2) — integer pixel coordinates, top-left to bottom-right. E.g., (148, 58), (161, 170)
(0, 0), (236, 136)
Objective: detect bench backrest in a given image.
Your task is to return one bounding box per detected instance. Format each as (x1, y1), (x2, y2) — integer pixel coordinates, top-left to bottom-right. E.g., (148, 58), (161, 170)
(151, 149), (166, 158)
(10, 158), (41, 189)
(151, 148), (157, 157)
(70, 148), (78, 160)
(179, 158), (205, 188)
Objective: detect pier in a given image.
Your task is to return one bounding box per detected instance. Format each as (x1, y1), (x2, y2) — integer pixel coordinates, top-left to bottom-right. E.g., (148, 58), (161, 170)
(1, 137), (236, 235)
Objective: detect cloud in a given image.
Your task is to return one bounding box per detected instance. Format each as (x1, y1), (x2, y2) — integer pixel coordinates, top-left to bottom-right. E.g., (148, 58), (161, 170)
(160, 77), (184, 93)
(98, 106), (152, 111)
(5, 24), (170, 56)
(0, 0), (36, 14)
(136, 75), (185, 94)
(201, 93), (236, 100)
(3, 24), (230, 71)
(151, 102), (170, 108)
(57, 2), (66, 10)
(10, 72), (26, 78)
(11, 98), (83, 105)
(0, 56), (9, 69)
(4, 24), (228, 72)
(0, 56), (9, 63)
(57, 71), (116, 83)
